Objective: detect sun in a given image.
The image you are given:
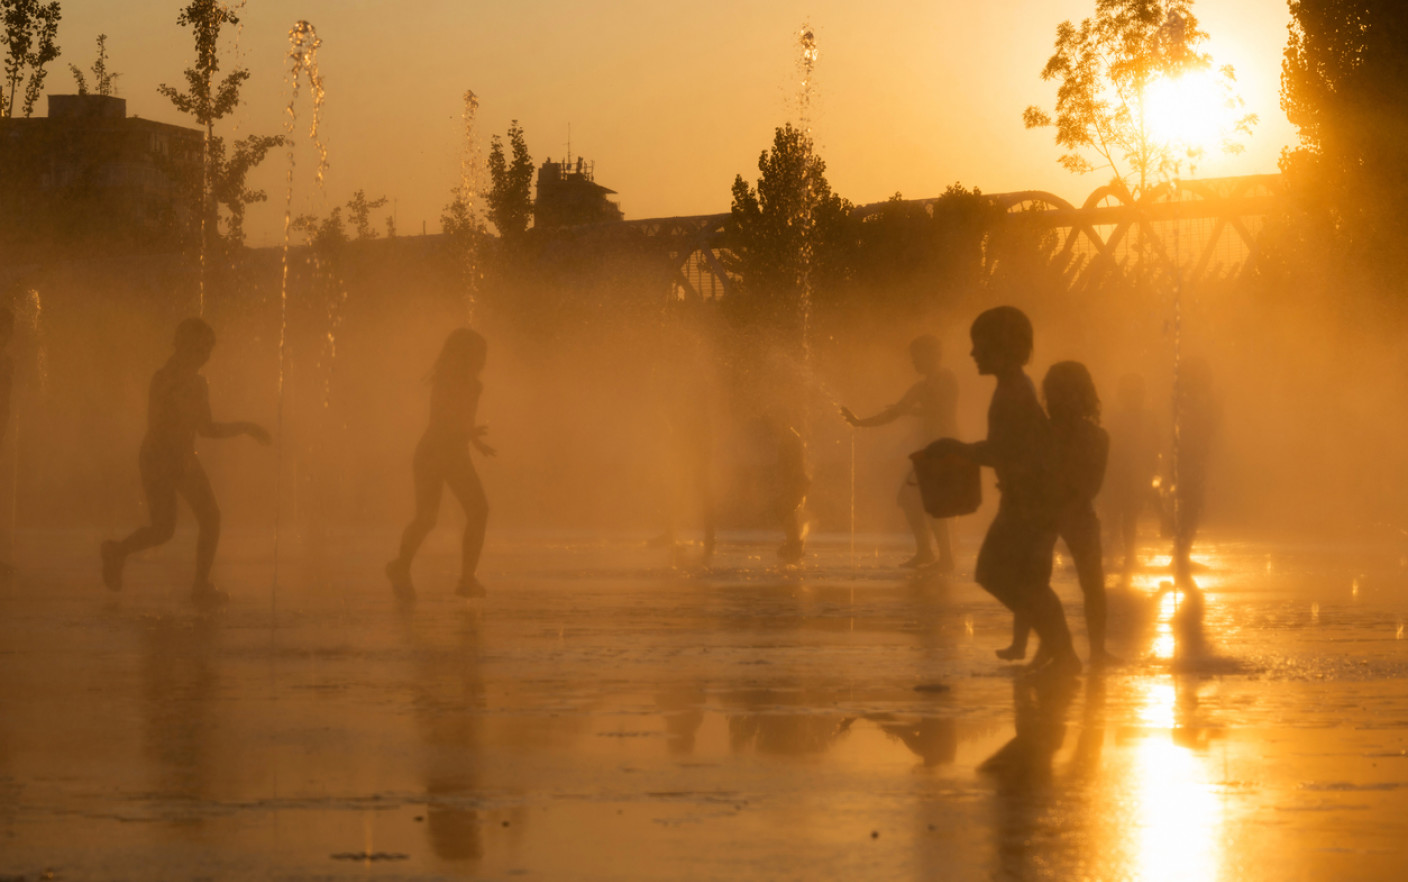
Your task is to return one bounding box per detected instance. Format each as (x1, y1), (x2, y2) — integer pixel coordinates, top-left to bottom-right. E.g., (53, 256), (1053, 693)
(1144, 68), (1236, 155)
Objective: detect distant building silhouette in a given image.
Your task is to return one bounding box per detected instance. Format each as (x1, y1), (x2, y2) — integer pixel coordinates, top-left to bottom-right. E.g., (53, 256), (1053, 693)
(0, 95), (202, 262)
(534, 156), (624, 229)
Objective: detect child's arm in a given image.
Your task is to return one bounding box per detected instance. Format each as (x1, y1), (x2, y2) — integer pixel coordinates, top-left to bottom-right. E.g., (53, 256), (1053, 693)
(841, 383), (921, 428)
(195, 378), (271, 444)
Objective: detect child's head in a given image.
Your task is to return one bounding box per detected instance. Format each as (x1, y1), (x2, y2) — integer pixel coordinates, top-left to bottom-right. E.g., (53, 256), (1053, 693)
(434, 327), (488, 380)
(909, 334), (942, 375)
(1043, 361), (1100, 424)
(969, 306), (1032, 375)
(172, 317), (216, 367)
(1117, 372), (1145, 411)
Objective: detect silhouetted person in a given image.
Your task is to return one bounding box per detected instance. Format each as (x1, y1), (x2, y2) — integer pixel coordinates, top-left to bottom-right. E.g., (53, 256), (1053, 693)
(841, 334), (959, 570)
(749, 416), (811, 564)
(947, 307), (1078, 675)
(1172, 358), (1220, 586)
(100, 318), (271, 606)
(0, 307), (12, 579)
(999, 362), (1114, 666)
(1103, 373), (1160, 580)
(386, 328), (494, 601)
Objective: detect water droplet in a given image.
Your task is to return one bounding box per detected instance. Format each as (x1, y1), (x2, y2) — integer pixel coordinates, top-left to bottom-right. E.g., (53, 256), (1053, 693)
(1352, 577), (1360, 598)
(964, 615), (974, 637)
(1311, 602), (1319, 624)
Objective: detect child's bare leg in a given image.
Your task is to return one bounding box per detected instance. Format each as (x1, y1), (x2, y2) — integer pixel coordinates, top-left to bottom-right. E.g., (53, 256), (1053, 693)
(179, 460), (221, 590)
(898, 475), (936, 567)
(996, 613), (1030, 660)
(388, 448), (443, 595)
(445, 457), (488, 595)
(931, 517), (955, 571)
(102, 456), (178, 590)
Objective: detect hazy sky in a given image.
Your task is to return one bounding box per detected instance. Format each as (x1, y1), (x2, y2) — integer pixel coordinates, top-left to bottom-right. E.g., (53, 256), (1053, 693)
(49, 1), (1298, 244)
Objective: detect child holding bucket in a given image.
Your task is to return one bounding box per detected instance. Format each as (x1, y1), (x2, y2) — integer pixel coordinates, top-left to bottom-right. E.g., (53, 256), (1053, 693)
(997, 361), (1113, 667)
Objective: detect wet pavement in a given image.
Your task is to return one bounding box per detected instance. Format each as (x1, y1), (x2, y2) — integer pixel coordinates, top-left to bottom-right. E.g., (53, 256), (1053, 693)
(2, 528), (1408, 880)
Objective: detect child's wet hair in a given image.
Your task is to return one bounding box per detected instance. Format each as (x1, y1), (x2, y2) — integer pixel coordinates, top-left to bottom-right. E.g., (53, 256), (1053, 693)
(970, 306), (1033, 366)
(433, 327), (488, 380)
(909, 334), (942, 362)
(1043, 360), (1100, 424)
(173, 317), (216, 356)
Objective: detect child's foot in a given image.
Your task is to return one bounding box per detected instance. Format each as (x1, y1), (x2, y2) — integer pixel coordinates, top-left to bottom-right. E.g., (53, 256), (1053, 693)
(900, 552), (937, 569)
(191, 583), (229, 608)
(933, 556), (956, 574)
(455, 577), (486, 598)
(995, 644), (1027, 661)
(100, 541), (124, 592)
(1090, 649), (1123, 669)
(386, 559), (415, 601)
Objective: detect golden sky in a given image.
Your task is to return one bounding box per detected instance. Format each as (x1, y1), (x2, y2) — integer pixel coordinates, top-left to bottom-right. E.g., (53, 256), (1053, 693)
(52, 0), (1297, 244)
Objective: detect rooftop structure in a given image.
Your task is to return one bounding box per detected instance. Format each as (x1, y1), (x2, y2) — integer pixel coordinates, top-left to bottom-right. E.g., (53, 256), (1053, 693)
(534, 156), (624, 229)
(0, 95), (203, 262)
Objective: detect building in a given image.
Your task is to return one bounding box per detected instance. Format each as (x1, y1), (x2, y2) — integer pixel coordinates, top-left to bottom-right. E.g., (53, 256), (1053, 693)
(534, 156), (624, 229)
(0, 94), (203, 262)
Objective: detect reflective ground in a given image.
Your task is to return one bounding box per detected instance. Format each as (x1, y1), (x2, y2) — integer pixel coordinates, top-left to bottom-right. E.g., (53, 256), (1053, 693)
(2, 527), (1408, 880)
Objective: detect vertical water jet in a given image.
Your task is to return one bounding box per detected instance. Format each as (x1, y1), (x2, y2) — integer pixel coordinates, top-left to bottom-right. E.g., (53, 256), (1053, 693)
(275, 20), (327, 615)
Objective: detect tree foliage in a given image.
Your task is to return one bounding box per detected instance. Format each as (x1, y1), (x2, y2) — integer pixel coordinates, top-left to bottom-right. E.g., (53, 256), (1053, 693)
(156, 0), (247, 135)
(69, 32), (117, 96)
(1, 0), (61, 119)
(1024, 0), (1254, 195)
(346, 189), (388, 240)
(486, 121), (534, 239)
(208, 133), (282, 247)
(1279, 1), (1408, 272)
(724, 123), (853, 327)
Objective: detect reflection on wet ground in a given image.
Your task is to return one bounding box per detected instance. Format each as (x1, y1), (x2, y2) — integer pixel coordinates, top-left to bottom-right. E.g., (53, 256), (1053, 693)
(2, 530), (1408, 880)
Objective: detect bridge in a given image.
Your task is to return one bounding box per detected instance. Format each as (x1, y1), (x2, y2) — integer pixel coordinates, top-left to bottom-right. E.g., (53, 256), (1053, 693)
(547, 173), (1282, 302)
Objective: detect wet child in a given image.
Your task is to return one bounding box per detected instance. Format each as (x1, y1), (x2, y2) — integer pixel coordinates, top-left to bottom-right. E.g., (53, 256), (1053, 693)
(948, 307), (1078, 675)
(386, 328), (494, 600)
(1104, 373), (1160, 580)
(100, 318), (271, 605)
(998, 362), (1114, 666)
(841, 334), (959, 570)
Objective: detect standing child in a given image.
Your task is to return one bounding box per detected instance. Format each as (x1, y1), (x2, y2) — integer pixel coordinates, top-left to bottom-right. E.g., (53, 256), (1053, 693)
(100, 318), (271, 606)
(386, 328), (494, 601)
(997, 362), (1114, 666)
(841, 334), (959, 570)
(949, 307), (1078, 675)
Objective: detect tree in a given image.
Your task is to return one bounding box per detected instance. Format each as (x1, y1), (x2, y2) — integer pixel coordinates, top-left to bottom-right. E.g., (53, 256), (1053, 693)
(158, 1), (280, 253)
(724, 123), (853, 329)
(1279, 1), (1408, 275)
(486, 121), (534, 238)
(1, 0), (61, 119)
(69, 32), (117, 96)
(346, 189), (388, 240)
(208, 133), (282, 247)
(1024, 0), (1255, 195)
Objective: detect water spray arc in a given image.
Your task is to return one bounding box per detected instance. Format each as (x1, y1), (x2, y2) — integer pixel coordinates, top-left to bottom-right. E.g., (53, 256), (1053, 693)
(458, 90), (483, 324)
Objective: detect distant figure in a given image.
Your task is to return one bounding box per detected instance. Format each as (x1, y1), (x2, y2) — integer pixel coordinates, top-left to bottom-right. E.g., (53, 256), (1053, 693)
(946, 307), (1078, 675)
(0, 307), (13, 578)
(1103, 373), (1160, 579)
(841, 334), (960, 570)
(1172, 358), (1220, 586)
(100, 318), (271, 605)
(751, 416), (811, 565)
(386, 328), (494, 601)
(999, 362), (1113, 666)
